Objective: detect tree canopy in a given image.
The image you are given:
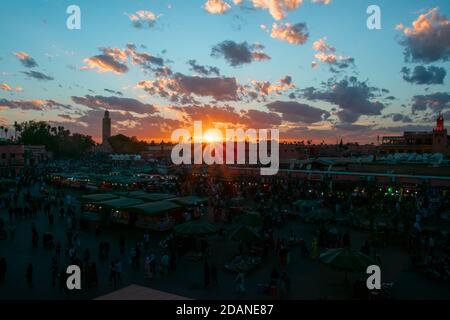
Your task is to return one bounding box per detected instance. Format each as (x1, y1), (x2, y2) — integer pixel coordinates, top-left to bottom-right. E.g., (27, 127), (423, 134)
(107, 134), (148, 154)
(16, 121), (95, 159)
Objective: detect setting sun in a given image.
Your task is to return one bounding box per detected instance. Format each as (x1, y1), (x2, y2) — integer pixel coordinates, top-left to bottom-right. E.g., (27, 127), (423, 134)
(203, 130), (223, 143)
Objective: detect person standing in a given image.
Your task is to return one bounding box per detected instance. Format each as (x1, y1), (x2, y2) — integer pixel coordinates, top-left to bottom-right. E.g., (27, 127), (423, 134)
(161, 253), (170, 275)
(115, 260), (122, 284)
(235, 270), (245, 294)
(144, 256), (151, 279)
(149, 254), (156, 279)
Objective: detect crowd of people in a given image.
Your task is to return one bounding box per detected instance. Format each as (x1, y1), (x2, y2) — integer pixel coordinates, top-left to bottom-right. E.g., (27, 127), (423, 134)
(1, 161), (450, 300)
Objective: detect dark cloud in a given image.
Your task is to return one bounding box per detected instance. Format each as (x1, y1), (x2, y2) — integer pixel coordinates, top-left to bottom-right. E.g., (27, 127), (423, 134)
(266, 100), (330, 124)
(241, 109), (282, 128)
(14, 52), (38, 68)
(383, 113), (413, 123)
(138, 73), (239, 102)
(211, 41), (270, 67)
(0, 99), (70, 111)
(125, 44), (164, 68)
(401, 65), (446, 85)
(302, 77), (385, 123)
(71, 95), (157, 114)
(177, 74), (238, 101)
(104, 89), (123, 96)
(22, 70), (54, 81)
(399, 8), (450, 63)
(411, 92), (450, 114)
(187, 60), (220, 76)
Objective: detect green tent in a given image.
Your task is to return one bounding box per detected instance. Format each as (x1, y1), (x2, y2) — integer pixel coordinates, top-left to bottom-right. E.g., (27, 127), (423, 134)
(234, 212), (262, 227)
(134, 193), (176, 202)
(303, 207), (334, 222)
(174, 220), (217, 236)
(319, 248), (376, 272)
(81, 193), (119, 202)
(126, 200), (180, 217)
(294, 199), (320, 208)
(228, 225), (261, 243)
(0, 178), (17, 185)
(170, 196), (208, 207)
(115, 190), (149, 199)
(97, 197), (144, 209)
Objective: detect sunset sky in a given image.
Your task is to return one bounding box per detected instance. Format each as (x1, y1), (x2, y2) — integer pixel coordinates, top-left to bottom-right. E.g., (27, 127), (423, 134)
(1, 0), (449, 143)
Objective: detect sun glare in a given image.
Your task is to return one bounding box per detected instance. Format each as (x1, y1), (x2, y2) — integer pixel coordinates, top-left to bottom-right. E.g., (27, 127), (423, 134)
(203, 130), (222, 143)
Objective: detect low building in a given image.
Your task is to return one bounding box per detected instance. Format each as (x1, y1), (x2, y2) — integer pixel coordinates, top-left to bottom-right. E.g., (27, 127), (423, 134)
(0, 144), (24, 175)
(0, 144), (51, 175)
(379, 114), (450, 156)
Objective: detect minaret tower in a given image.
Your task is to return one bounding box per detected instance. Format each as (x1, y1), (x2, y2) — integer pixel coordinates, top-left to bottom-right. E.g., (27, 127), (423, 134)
(102, 110), (111, 144)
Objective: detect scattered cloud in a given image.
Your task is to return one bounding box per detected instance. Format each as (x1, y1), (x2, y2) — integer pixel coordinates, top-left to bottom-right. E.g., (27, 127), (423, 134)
(104, 88), (124, 96)
(14, 52), (38, 68)
(71, 95), (157, 115)
(302, 77), (386, 123)
(204, 0), (231, 14)
(82, 45), (166, 75)
(138, 73), (239, 102)
(398, 8), (450, 63)
(0, 83), (22, 93)
(22, 70), (54, 81)
(411, 92), (450, 114)
(211, 41), (271, 67)
(187, 60), (220, 76)
(266, 100), (330, 123)
(401, 65), (446, 85)
(312, 37), (354, 70)
(251, 0), (303, 21)
(0, 83), (13, 91)
(269, 22), (309, 45)
(0, 99), (70, 111)
(383, 113), (413, 123)
(127, 10), (160, 28)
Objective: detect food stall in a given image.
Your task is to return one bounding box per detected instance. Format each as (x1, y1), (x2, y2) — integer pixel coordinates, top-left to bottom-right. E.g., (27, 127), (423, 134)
(126, 200), (181, 231)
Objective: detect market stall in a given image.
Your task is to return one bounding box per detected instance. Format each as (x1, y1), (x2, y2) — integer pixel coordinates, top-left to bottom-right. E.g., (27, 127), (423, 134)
(126, 200), (181, 231)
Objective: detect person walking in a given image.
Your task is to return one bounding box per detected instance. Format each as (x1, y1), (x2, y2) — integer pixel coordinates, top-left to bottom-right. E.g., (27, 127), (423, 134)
(161, 253), (170, 275)
(235, 270), (245, 294)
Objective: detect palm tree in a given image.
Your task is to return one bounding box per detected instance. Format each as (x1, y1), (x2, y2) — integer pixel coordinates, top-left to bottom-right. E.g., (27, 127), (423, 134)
(13, 121), (18, 140)
(0, 126), (4, 139)
(4, 128), (8, 140)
